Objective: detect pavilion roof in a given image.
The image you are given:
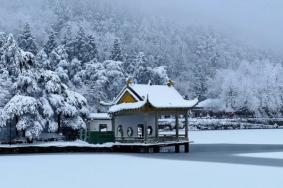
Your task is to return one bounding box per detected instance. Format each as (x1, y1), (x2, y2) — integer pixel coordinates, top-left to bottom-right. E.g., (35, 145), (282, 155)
(109, 83), (198, 113)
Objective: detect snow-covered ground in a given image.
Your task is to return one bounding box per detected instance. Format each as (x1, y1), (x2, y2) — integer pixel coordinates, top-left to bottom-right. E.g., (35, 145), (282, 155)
(0, 140), (114, 148)
(1, 129), (283, 188)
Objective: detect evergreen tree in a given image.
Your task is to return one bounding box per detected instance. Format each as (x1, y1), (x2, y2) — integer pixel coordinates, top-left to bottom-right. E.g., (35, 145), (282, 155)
(61, 25), (75, 61)
(61, 25), (72, 46)
(0, 45), (88, 141)
(0, 33), (36, 110)
(18, 23), (38, 55)
(52, 1), (72, 34)
(35, 49), (50, 70)
(0, 32), (6, 49)
(44, 31), (57, 56)
(69, 27), (98, 63)
(85, 35), (98, 62)
(0, 48), (42, 141)
(0, 69), (13, 108)
(68, 58), (82, 80)
(73, 27), (88, 63)
(130, 52), (169, 85)
(207, 60), (283, 117)
(49, 45), (69, 70)
(131, 52), (147, 82)
(190, 62), (208, 100)
(0, 34), (33, 77)
(49, 45), (70, 83)
(110, 39), (123, 61)
(74, 60), (126, 111)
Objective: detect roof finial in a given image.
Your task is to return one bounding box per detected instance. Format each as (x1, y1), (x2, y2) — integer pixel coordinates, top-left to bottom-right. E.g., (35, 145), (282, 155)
(127, 78), (133, 86)
(167, 79), (174, 87)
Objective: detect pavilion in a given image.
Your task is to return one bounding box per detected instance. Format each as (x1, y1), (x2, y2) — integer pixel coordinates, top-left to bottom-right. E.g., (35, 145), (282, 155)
(107, 80), (198, 152)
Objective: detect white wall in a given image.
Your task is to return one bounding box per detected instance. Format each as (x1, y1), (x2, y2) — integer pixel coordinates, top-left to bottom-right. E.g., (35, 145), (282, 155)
(114, 112), (156, 138)
(88, 119), (112, 132)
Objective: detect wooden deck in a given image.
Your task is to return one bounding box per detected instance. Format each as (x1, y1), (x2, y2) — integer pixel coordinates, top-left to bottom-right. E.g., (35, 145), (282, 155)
(0, 141), (189, 154)
(115, 135), (188, 143)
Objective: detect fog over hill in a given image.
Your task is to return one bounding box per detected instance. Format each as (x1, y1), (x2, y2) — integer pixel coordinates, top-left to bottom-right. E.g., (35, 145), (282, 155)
(0, 0), (282, 117)
(1, 0), (283, 52)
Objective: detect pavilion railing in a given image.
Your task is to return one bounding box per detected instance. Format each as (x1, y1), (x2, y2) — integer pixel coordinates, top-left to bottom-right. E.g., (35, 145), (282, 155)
(115, 135), (187, 144)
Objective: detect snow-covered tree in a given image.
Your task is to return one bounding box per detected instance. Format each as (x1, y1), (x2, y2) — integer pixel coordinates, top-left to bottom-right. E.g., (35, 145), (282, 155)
(1, 68), (88, 140)
(208, 60), (283, 117)
(13, 69), (40, 96)
(0, 95), (43, 141)
(68, 58), (82, 80)
(85, 34), (98, 62)
(49, 45), (68, 70)
(47, 45), (71, 83)
(35, 49), (50, 70)
(62, 26), (98, 64)
(150, 66), (169, 85)
(0, 33), (38, 113)
(44, 31), (57, 56)
(49, 45), (83, 83)
(0, 37), (88, 141)
(130, 52), (169, 85)
(73, 27), (88, 63)
(0, 32), (6, 50)
(61, 25), (75, 61)
(0, 34), (36, 77)
(52, 1), (72, 34)
(40, 70), (88, 132)
(74, 60), (126, 111)
(190, 62), (208, 100)
(0, 50), (43, 140)
(0, 34), (23, 77)
(61, 25), (72, 47)
(110, 38), (123, 61)
(127, 52), (146, 74)
(17, 23), (38, 55)
(0, 69), (13, 108)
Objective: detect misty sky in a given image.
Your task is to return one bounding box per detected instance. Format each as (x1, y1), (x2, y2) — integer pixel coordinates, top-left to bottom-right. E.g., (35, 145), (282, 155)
(129, 0), (283, 52)
(0, 0), (283, 52)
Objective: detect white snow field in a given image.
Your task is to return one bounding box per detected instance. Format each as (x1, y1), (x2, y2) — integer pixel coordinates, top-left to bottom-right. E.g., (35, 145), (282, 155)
(1, 129), (283, 188)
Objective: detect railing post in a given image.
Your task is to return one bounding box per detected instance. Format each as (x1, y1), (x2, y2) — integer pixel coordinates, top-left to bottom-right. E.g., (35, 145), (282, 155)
(144, 113), (148, 144)
(155, 112), (159, 143)
(111, 114), (115, 140)
(175, 113), (179, 141)
(185, 110), (189, 141)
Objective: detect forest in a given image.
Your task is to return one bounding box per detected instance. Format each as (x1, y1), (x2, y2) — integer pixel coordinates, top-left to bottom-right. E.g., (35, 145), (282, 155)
(0, 0), (283, 139)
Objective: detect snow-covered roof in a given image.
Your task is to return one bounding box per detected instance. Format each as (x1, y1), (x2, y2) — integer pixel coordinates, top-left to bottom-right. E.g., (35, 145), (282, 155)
(109, 101), (146, 113)
(109, 84), (198, 113)
(88, 113), (111, 120)
(130, 84), (198, 108)
(113, 86), (141, 104)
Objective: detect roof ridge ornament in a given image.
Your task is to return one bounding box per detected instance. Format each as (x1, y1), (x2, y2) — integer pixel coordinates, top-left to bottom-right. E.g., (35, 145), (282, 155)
(167, 79), (174, 87)
(126, 78), (133, 86)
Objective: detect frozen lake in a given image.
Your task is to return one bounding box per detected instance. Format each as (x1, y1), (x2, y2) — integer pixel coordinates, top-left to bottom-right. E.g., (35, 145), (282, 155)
(190, 129), (283, 144)
(1, 129), (283, 188)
